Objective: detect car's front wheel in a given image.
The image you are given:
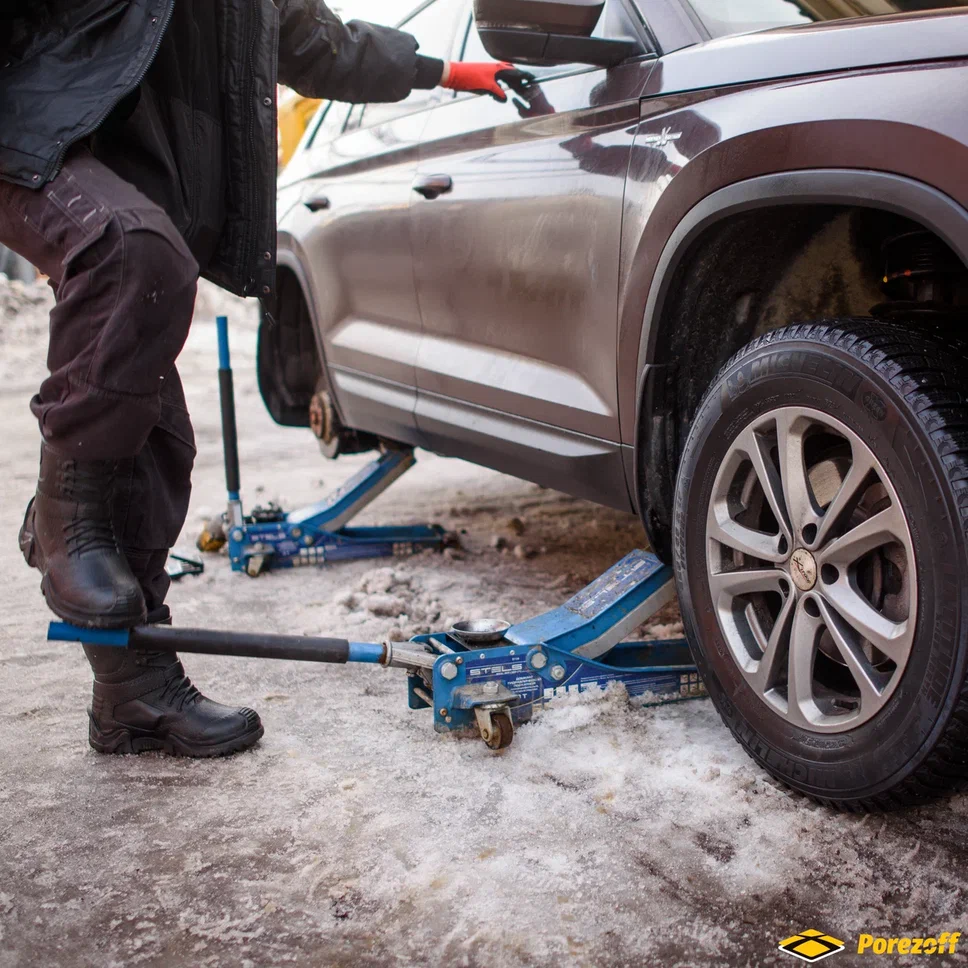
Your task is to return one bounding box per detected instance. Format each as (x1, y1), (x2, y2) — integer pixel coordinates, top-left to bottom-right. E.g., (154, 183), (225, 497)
(673, 320), (968, 810)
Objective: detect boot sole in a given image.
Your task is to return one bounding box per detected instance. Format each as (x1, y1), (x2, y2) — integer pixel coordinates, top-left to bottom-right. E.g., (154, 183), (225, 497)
(88, 713), (264, 758)
(41, 574), (147, 629)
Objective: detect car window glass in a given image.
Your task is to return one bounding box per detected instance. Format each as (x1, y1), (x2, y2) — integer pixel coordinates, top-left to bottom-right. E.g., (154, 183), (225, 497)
(356, 0), (464, 130)
(460, 0), (613, 80)
(686, 0), (968, 38)
(306, 101), (351, 148)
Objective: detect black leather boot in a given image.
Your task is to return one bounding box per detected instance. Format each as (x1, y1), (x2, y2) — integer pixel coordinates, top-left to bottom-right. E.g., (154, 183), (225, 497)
(19, 444), (146, 628)
(83, 607), (263, 757)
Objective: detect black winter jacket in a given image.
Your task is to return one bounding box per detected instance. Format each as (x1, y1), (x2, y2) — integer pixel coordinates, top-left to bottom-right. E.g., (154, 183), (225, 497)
(0, 0), (429, 296)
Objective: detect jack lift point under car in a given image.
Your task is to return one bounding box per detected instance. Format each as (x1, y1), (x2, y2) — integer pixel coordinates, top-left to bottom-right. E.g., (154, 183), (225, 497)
(49, 550), (705, 750)
(213, 315), (445, 575)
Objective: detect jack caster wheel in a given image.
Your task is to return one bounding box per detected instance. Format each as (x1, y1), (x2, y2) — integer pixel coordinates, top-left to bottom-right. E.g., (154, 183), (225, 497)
(475, 705), (514, 750)
(244, 553), (269, 577)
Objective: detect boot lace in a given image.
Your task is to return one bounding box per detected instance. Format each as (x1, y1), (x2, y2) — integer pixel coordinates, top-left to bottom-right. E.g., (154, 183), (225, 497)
(64, 515), (118, 556)
(160, 670), (202, 712)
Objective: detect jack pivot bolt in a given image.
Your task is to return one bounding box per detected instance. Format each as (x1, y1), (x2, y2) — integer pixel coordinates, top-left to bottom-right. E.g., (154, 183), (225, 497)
(440, 661), (458, 681)
(550, 664), (566, 681)
(530, 650), (548, 670)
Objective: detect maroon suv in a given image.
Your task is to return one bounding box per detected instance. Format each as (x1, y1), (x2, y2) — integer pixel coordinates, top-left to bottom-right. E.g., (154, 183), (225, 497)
(262, 0), (968, 810)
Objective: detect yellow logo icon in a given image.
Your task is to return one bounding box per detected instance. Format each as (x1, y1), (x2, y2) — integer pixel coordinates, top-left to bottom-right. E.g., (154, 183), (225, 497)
(778, 929), (846, 962)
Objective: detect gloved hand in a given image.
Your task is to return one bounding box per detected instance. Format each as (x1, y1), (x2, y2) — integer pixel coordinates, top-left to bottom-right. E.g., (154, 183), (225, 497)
(441, 61), (536, 102)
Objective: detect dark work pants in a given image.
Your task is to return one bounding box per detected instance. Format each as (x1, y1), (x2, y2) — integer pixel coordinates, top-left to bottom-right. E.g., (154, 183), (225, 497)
(0, 147), (200, 611)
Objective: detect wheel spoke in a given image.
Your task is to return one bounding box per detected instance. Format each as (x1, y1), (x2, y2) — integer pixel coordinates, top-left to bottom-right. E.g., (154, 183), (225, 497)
(785, 600), (821, 727)
(707, 513), (785, 563)
(735, 425), (792, 543)
(819, 503), (907, 568)
(749, 589), (796, 695)
(775, 410), (818, 539)
(820, 581), (913, 665)
(709, 567), (784, 599)
(816, 598), (887, 713)
(813, 446), (875, 547)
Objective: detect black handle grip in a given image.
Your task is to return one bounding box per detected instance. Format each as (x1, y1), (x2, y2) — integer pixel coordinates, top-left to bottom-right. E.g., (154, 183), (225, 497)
(129, 625), (354, 664)
(218, 367), (241, 496)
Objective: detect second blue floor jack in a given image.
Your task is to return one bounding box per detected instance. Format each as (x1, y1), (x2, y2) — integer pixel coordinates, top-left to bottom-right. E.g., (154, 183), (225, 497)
(212, 315), (446, 575)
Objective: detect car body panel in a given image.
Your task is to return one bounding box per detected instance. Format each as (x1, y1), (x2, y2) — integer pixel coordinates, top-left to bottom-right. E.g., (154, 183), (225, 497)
(406, 58), (653, 508)
(271, 2), (968, 522)
(411, 59), (652, 437)
(646, 7), (968, 94)
(617, 37), (968, 444)
(278, 110), (431, 440)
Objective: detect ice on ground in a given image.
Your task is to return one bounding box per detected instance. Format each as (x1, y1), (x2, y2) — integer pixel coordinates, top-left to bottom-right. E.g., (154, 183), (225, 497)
(2, 276), (968, 967)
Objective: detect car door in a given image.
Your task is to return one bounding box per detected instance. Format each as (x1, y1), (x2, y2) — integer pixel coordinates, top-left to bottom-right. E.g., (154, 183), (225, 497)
(410, 0), (656, 509)
(286, 0), (464, 443)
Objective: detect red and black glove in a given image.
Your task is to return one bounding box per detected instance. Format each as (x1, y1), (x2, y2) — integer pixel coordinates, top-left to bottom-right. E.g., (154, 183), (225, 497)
(441, 61), (536, 102)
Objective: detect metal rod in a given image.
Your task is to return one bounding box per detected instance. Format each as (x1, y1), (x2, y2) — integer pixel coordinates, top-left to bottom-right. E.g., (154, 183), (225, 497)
(429, 635), (455, 654)
(384, 643), (437, 670)
(413, 686), (434, 707)
(216, 315), (242, 501)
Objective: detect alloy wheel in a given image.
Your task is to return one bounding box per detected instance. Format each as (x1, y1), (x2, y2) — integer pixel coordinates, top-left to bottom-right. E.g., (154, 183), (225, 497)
(705, 406), (917, 732)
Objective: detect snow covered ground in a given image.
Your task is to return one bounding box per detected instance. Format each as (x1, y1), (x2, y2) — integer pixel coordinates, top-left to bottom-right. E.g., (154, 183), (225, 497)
(2, 277), (968, 968)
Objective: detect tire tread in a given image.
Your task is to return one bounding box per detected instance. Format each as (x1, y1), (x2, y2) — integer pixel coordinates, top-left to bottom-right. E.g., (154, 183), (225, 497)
(680, 316), (968, 811)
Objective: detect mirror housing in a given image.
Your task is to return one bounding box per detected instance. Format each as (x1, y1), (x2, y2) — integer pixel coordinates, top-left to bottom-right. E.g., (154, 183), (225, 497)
(473, 0), (642, 67)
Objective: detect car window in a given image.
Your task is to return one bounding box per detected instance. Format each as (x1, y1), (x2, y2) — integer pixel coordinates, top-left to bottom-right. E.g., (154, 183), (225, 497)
(305, 101), (352, 149)
(685, 0), (968, 38)
(354, 0), (465, 130)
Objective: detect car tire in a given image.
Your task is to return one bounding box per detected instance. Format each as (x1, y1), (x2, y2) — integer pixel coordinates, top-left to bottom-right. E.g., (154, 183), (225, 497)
(673, 319), (968, 810)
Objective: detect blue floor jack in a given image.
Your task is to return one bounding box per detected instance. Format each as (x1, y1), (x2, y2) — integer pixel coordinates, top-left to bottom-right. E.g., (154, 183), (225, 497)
(211, 315), (445, 575)
(49, 549), (704, 750)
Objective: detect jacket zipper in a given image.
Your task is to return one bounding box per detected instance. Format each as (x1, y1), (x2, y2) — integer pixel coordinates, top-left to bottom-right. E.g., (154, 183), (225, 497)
(241, 0), (262, 296)
(48, 0), (176, 182)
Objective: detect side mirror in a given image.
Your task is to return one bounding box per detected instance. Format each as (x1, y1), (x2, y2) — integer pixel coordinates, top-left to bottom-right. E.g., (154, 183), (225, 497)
(473, 0), (642, 67)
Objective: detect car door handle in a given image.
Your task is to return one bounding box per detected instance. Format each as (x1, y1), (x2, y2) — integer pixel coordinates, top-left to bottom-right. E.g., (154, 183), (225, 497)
(412, 174), (453, 200)
(303, 195), (330, 212)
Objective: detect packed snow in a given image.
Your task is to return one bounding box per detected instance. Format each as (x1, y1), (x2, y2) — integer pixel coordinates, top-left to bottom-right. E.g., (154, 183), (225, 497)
(2, 275), (967, 967)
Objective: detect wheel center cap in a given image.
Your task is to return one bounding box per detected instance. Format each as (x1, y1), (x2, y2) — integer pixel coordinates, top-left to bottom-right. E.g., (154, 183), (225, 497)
(790, 548), (818, 591)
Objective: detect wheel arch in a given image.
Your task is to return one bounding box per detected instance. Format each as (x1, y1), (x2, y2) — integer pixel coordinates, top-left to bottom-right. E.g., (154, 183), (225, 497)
(257, 244), (329, 428)
(633, 169), (968, 559)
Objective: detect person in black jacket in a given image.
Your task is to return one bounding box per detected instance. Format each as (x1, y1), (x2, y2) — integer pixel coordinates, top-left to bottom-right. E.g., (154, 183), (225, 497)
(0, 0), (526, 758)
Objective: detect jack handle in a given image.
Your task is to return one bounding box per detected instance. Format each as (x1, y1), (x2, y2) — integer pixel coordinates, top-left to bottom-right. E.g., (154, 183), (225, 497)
(217, 316), (241, 499)
(47, 623), (436, 671)
(49, 622), (388, 665)
(216, 315), (243, 526)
